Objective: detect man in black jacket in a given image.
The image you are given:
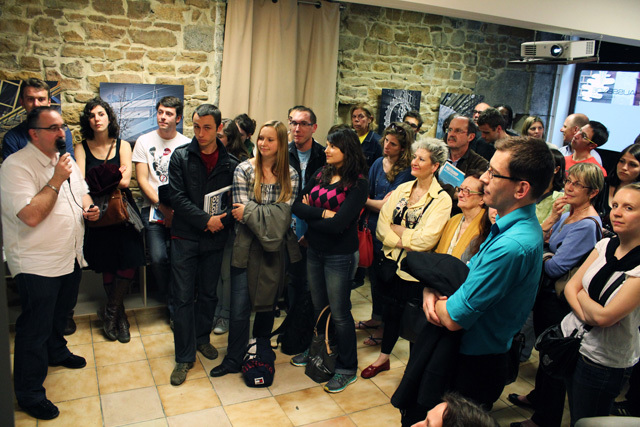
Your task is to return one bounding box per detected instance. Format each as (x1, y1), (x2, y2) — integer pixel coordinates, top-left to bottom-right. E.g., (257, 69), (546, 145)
(287, 105), (326, 309)
(168, 104), (237, 386)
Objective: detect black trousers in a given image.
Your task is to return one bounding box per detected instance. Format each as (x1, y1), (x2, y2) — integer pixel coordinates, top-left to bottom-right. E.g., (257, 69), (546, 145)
(453, 352), (509, 410)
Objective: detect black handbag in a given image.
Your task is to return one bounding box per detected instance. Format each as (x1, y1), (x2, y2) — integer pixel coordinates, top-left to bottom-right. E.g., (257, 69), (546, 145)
(535, 272), (627, 379)
(305, 306), (338, 383)
(400, 298), (427, 343)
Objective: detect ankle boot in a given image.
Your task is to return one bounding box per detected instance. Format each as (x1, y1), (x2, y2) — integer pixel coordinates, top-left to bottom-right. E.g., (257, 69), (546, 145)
(112, 278), (131, 343)
(116, 306), (131, 343)
(97, 304), (119, 341)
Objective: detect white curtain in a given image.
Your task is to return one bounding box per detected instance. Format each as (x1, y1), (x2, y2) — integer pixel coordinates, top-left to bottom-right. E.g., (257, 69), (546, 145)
(219, 0), (340, 144)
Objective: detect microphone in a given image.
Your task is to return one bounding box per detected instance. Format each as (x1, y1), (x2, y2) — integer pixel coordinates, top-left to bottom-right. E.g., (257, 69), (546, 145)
(55, 138), (71, 184)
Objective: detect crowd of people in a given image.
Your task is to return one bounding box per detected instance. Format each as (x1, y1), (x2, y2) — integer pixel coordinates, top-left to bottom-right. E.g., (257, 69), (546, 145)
(2, 78), (640, 426)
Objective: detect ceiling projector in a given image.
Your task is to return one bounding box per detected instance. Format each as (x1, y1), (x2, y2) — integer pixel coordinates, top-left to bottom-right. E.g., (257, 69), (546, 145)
(521, 40), (596, 60)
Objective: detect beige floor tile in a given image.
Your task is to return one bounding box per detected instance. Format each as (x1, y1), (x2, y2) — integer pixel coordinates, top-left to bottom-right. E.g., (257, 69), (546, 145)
(136, 312), (172, 336)
(44, 368), (99, 403)
(94, 337), (147, 366)
(196, 347), (226, 374)
(350, 290), (370, 305)
(353, 283), (372, 301)
(268, 362), (319, 396)
(390, 338), (410, 365)
(210, 369), (271, 406)
(225, 397), (293, 427)
(491, 406), (530, 426)
(518, 361), (538, 386)
(356, 345), (403, 371)
(39, 395), (102, 427)
(350, 304), (373, 326)
(355, 328), (376, 349)
(211, 330), (231, 348)
(101, 386), (164, 427)
(328, 377), (389, 413)
(368, 366), (404, 398)
(65, 320), (93, 346)
(149, 355), (207, 386)
(126, 419), (168, 427)
(14, 405), (37, 427)
(276, 387), (345, 426)
(167, 407), (231, 427)
(10, 330), (15, 354)
(97, 359), (155, 394)
(47, 343), (95, 375)
(157, 377), (220, 417)
(500, 376), (536, 412)
(303, 416), (356, 427)
(274, 346), (295, 365)
(349, 403), (401, 426)
(141, 333), (175, 359)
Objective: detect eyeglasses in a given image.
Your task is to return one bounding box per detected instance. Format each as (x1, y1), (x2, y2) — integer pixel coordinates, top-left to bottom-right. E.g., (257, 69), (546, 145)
(289, 121), (314, 128)
(404, 121), (419, 130)
(389, 123), (406, 136)
(32, 124), (69, 132)
(579, 131), (596, 145)
(455, 186), (484, 196)
(485, 166), (523, 182)
(447, 127), (468, 135)
(564, 178), (592, 191)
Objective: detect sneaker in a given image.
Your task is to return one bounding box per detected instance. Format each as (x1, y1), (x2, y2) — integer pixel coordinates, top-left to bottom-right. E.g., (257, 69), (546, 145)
(324, 373), (357, 393)
(213, 318), (229, 335)
(170, 362), (194, 386)
(197, 343), (219, 360)
(19, 398), (59, 420)
(290, 349), (310, 367)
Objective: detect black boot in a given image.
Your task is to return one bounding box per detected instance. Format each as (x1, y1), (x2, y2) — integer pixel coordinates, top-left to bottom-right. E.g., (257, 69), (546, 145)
(64, 309), (76, 335)
(97, 304), (118, 341)
(112, 277), (131, 344)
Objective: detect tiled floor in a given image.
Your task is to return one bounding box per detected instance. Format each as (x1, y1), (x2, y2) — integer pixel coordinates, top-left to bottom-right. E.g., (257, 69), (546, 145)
(11, 285), (564, 426)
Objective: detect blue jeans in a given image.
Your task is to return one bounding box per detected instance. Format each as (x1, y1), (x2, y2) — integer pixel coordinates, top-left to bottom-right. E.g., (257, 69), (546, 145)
(14, 263), (81, 406)
(221, 267), (275, 370)
(307, 247), (358, 375)
(141, 206), (173, 315)
(170, 239), (222, 363)
(566, 355), (632, 426)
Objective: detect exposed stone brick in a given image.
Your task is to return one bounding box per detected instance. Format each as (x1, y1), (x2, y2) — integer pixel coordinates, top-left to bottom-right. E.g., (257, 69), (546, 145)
(61, 60), (85, 78)
(147, 50), (176, 61)
(4, 19), (30, 34)
(370, 23), (393, 41)
(154, 22), (181, 31)
(178, 64), (201, 74)
(184, 25), (214, 52)
(91, 63), (115, 72)
(44, 0), (86, 10)
(62, 31), (84, 42)
(176, 52), (207, 62)
(111, 73), (143, 83)
(82, 23), (124, 42)
(127, 0), (151, 19)
(149, 64), (175, 74)
(118, 62), (144, 71)
(92, 0), (125, 15)
(20, 56), (41, 71)
(109, 18), (131, 27)
(153, 5), (187, 22)
(129, 29), (177, 47)
(155, 77), (195, 95)
(186, 0), (209, 8)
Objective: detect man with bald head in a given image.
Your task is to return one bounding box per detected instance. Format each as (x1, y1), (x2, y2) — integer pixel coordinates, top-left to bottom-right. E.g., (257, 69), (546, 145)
(558, 113), (602, 165)
(471, 102), (490, 125)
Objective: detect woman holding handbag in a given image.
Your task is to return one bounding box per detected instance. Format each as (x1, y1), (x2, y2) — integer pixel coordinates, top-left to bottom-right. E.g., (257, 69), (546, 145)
(75, 98), (145, 343)
(290, 125), (368, 393)
(360, 137), (451, 379)
(509, 163), (604, 427)
(560, 183), (640, 425)
(209, 120), (300, 378)
(355, 122), (415, 346)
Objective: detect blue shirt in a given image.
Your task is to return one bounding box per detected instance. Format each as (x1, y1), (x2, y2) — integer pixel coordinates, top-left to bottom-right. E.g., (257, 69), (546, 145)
(546, 212), (601, 278)
(446, 203), (543, 355)
(2, 121), (75, 160)
(367, 157), (414, 252)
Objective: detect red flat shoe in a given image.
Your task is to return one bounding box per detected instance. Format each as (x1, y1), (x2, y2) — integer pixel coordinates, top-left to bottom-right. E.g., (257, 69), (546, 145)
(361, 359), (390, 379)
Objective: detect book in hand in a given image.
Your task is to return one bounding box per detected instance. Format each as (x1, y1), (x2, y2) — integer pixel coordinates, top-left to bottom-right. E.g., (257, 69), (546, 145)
(439, 162), (465, 188)
(149, 205), (165, 224)
(204, 185), (232, 215)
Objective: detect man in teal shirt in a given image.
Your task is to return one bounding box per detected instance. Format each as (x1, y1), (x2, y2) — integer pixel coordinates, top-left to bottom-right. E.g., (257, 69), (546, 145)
(424, 136), (554, 409)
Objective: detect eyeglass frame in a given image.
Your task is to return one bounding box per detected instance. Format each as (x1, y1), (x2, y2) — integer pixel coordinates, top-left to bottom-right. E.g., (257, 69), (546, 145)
(578, 130), (596, 146)
(403, 120), (419, 130)
(455, 186), (484, 196)
(31, 124), (69, 132)
(289, 120), (314, 128)
(564, 177), (592, 191)
(389, 123), (407, 136)
(485, 166), (524, 182)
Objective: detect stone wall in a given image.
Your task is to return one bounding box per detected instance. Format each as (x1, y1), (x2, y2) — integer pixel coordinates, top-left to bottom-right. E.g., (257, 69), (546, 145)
(0, 0), (226, 141)
(336, 4), (555, 134)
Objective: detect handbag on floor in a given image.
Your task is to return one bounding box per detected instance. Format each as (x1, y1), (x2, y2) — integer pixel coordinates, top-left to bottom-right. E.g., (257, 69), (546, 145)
(242, 337), (276, 388)
(305, 306), (338, 383)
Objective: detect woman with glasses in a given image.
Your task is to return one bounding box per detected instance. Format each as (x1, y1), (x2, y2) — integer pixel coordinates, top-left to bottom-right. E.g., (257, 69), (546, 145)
(521, 116), (545, 140)
(435, 171), (490, 263)
(360, 137), (451, 380)
(355, 122), (415, 346)
(510, 163), (604, 427)
(595, 144), (640, 234)
(74, 97), (145, 344)
(349, 103), (382, 167)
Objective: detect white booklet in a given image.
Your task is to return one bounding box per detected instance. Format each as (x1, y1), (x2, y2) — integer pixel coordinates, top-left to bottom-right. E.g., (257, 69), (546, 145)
(439, 162), (465, 188)
(204, 185), (232, 215)
(149, 206), (165, 224)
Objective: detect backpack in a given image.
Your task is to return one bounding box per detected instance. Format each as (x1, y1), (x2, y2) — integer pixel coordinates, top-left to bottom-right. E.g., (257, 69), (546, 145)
(242, 337), (276, 388)
(271, 291), (315, 355)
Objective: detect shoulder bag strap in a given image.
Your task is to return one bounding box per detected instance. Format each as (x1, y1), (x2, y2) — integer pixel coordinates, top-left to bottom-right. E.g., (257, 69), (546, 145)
(103, 138), (117, 165)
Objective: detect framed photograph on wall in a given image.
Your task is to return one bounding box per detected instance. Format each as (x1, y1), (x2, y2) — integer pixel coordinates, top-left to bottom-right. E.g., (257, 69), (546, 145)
(435, 93), (484, 140)
(377, 89), (421, 134)
(99, 83), (185, 143)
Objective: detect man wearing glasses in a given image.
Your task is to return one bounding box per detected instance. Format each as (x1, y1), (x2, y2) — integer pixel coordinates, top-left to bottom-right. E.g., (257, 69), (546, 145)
(2, 78), (75, 161)
(287, 105), (326, 309)
(564, 121), (608, 177)
(403, 110), (423, 134)
(424, 136), (554, 411)
(1, 106), (99, 420)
